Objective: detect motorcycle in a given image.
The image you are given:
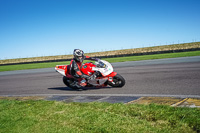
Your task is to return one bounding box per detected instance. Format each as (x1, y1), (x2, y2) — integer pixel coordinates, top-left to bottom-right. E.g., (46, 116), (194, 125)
(55, 60), (125, 89)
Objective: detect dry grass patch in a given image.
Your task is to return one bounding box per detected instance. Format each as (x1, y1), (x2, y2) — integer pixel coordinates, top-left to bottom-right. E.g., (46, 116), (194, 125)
(1, 42), (200, 65)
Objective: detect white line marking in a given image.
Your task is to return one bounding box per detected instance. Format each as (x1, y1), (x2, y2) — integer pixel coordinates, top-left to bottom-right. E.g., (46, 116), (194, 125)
(1, 94), (200, 98)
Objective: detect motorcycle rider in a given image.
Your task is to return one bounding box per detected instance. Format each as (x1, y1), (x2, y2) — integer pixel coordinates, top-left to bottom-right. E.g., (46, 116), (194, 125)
(70, 49), (100, 88)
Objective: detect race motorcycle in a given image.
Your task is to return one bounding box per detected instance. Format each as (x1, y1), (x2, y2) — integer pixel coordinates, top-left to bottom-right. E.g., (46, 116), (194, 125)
(55, 60), (125, 89)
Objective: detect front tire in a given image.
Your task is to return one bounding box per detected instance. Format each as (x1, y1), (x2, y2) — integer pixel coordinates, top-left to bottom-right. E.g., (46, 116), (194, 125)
(108, 74), (125, 87)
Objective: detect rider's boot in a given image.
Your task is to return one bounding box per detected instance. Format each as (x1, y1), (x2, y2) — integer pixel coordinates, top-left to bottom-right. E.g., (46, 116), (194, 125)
(71, 81), (82, 88)
(71, 79), (87, 89)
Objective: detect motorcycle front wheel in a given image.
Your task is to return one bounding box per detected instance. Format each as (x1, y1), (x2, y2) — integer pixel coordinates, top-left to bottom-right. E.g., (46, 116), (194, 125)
(107, 74), (125, 87)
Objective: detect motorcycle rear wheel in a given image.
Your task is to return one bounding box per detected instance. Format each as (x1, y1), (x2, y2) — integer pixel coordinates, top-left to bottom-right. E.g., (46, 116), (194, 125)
(107, 74), (125, 87)
(63, 76), (79, 89)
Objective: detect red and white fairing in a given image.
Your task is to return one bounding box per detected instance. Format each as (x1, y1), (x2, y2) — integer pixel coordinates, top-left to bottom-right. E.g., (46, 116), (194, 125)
(55, 59), (125, 88)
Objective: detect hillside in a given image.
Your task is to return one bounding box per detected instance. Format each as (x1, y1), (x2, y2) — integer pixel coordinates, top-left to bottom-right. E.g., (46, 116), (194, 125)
(0, 42), (200, 65)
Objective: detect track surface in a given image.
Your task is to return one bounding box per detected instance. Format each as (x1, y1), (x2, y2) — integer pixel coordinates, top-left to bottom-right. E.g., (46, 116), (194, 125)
(0, 56), (200, 97)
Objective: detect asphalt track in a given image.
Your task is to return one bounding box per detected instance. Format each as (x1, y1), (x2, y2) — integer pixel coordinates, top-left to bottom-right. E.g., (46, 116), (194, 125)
(0, 56), (200, 100)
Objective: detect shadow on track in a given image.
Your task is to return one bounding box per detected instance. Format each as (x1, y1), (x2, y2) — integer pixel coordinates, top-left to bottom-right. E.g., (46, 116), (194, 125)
(48, 87), (78, 91)
(48, 86), (112, 91)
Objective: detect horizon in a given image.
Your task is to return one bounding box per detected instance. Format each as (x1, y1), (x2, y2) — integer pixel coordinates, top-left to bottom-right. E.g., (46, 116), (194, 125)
(0, 41), (199, 60)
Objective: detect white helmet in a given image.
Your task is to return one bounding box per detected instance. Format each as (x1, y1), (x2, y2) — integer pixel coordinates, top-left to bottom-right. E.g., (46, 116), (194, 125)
(73, 49), (84, 62)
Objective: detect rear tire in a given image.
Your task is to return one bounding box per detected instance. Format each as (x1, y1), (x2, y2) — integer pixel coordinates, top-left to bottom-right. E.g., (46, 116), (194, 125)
(63, 76), (79, 89)
(107, 74), (125, 87)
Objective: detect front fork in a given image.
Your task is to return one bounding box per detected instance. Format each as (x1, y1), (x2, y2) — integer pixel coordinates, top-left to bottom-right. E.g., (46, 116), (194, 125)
(106, 72), (117, 82)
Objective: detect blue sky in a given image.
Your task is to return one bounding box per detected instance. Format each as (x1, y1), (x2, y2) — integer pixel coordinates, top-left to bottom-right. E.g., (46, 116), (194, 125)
(0, 0), (200, 59)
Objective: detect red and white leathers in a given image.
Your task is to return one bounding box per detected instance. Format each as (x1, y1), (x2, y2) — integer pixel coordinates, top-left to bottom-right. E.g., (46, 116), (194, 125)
(70, 56), (99, 87)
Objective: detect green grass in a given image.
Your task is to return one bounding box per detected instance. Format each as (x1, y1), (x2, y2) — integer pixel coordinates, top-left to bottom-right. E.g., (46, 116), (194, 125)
(0, 50), (200, 72)
(105, 50), (200, 63)
(0, 100), (200, 133)
(0, 61), (70, 72)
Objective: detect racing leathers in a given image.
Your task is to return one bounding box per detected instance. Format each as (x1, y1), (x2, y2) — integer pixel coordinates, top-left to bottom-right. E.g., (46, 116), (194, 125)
(70, 56), (99, 88)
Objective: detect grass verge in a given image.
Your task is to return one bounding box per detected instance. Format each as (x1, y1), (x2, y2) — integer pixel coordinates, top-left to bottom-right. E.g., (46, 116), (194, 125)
(104, 50), (200, 63)
(0, 100), (200, 133)
(0, 50), (200, 72)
